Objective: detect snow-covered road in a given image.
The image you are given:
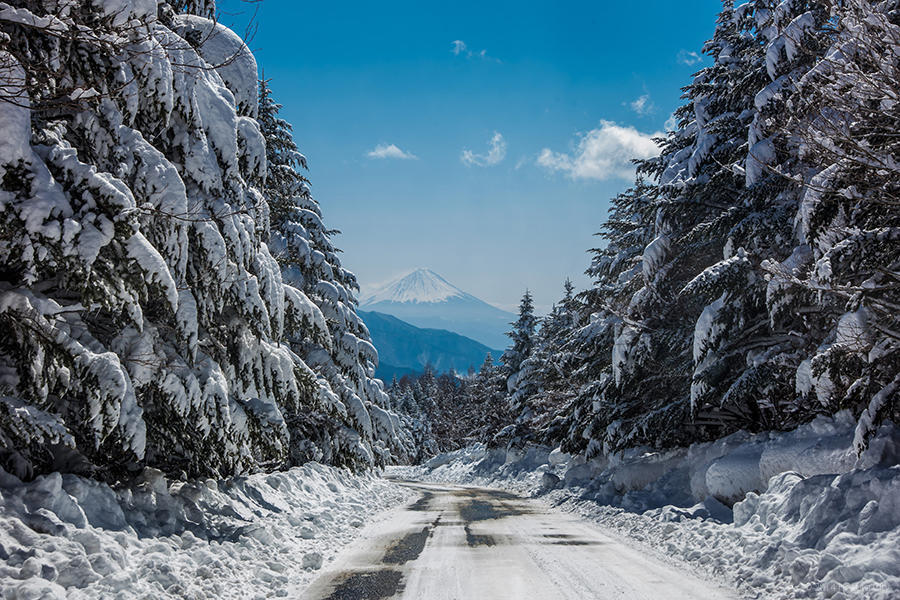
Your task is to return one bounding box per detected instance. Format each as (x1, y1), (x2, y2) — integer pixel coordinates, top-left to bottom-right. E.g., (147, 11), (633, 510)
(302, 480), (737, 599)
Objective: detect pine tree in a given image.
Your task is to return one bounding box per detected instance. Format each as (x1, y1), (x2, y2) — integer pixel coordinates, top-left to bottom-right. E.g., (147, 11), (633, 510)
(0, 2), (297, 479)
(771, 0), (900, 452)
(257, 77), (412, 468)
(502, 290), (537, 393)
(0, 2), (413, 480)
(558, 2), (835, 456)
(510, 280), (579, 441)
(686, 2), (829, 434)
(464, 353), (510, 443)
(593, 1), (813, 452)
(561, 177), (663, 456)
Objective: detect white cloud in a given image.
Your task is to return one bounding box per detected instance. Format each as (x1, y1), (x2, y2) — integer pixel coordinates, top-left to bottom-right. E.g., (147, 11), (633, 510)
(629, 93), (654, 116)
(678, 49), (703, 66)
(461, 132), (507, 167)
(537, 121), (661, 181)
(366, 143), (417, 160)
(450, 39), (498, 62)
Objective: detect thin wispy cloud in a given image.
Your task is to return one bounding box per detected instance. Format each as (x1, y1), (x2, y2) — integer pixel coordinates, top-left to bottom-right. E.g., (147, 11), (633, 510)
(678, 49), (703, 66)
(450, 40), (499, 62)
(628, 93), (655, 116)
(461, 132), (507, 167)
(537, 121), (661, 181)
(366, 143), (417, 160)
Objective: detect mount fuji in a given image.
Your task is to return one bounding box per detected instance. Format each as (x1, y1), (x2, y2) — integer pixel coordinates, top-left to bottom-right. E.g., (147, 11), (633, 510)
(360, 269), (515, 350)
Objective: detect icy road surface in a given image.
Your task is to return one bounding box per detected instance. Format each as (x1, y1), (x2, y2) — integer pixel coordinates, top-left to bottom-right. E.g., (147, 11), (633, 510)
(302, 480), (737, 599)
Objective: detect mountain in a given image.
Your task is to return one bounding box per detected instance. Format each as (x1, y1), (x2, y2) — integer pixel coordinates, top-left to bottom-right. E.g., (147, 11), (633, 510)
(359, 311), (501, 381)
(360, 269), (515, 349)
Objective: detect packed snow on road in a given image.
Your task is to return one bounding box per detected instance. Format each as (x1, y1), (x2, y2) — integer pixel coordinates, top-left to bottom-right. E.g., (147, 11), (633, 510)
(303, 480), (736, 600)
(392, 411), (900, 600)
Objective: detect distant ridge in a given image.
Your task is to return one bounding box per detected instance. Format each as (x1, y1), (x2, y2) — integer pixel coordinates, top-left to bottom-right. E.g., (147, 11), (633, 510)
(360, 269), (515, 349)
(359, 311), (500, 381)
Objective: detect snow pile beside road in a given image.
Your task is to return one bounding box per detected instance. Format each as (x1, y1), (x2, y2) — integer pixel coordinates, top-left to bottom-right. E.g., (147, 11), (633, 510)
(393, 412), (900, 600)
(0, 464), (414, 599)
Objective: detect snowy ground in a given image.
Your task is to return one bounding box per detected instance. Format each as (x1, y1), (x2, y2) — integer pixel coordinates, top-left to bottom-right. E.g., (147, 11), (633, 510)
(303, 479), (737, 599)
(392, 412), (900, 600)
(0, 463), (414, 599)
(2, 412), (896, 600)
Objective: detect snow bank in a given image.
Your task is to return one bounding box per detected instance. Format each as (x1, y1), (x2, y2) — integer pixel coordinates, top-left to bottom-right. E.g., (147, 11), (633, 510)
(394, 413), (900, 600)
(0, 464), (413, 599)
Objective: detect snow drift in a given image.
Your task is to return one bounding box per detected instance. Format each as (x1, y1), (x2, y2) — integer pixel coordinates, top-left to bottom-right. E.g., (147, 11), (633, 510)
(0, 463), (413, 599)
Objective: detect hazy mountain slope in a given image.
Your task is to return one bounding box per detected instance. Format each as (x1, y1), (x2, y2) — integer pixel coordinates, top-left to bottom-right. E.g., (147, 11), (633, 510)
(360, 311), (500, 380)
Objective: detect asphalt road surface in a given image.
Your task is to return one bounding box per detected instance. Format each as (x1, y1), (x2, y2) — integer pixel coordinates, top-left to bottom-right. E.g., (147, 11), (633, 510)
(301, 480), (737, 600)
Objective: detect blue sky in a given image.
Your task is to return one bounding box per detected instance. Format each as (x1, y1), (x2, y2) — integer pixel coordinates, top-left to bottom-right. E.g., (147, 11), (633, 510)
(220, 0), (723, 312)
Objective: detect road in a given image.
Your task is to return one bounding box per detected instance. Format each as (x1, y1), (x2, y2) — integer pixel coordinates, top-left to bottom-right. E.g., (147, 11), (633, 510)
(301, 480), (737, 600)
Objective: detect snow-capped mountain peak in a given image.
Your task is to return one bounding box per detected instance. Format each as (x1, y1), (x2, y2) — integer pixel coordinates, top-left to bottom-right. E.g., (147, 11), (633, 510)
(359, 268), (514, 348)
(362, 268), (469, 305)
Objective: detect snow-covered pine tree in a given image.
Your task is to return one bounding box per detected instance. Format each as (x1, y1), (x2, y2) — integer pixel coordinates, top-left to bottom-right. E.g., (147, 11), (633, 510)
(464, 353), (510, 442)
(593, 1), (824, 453)
(770, 0), (900, 452)
(511, 280), (578, 442)
(502, 290), (537, 398)
(0, 0), (298, 479)
(558, 1), (891, 460)
(257, 76), (413, 468)
(579, 6), (755, 452)
(385, 366), (473, 452)
(528, 280), (577, 390)
(560, 176), (661, 456)
(0, 0), (411, 480)
(428, 369), (469, 448)
(687, 0), (830, 434)
(557, 2), (826, 456)
(385, 378), (437, 463)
